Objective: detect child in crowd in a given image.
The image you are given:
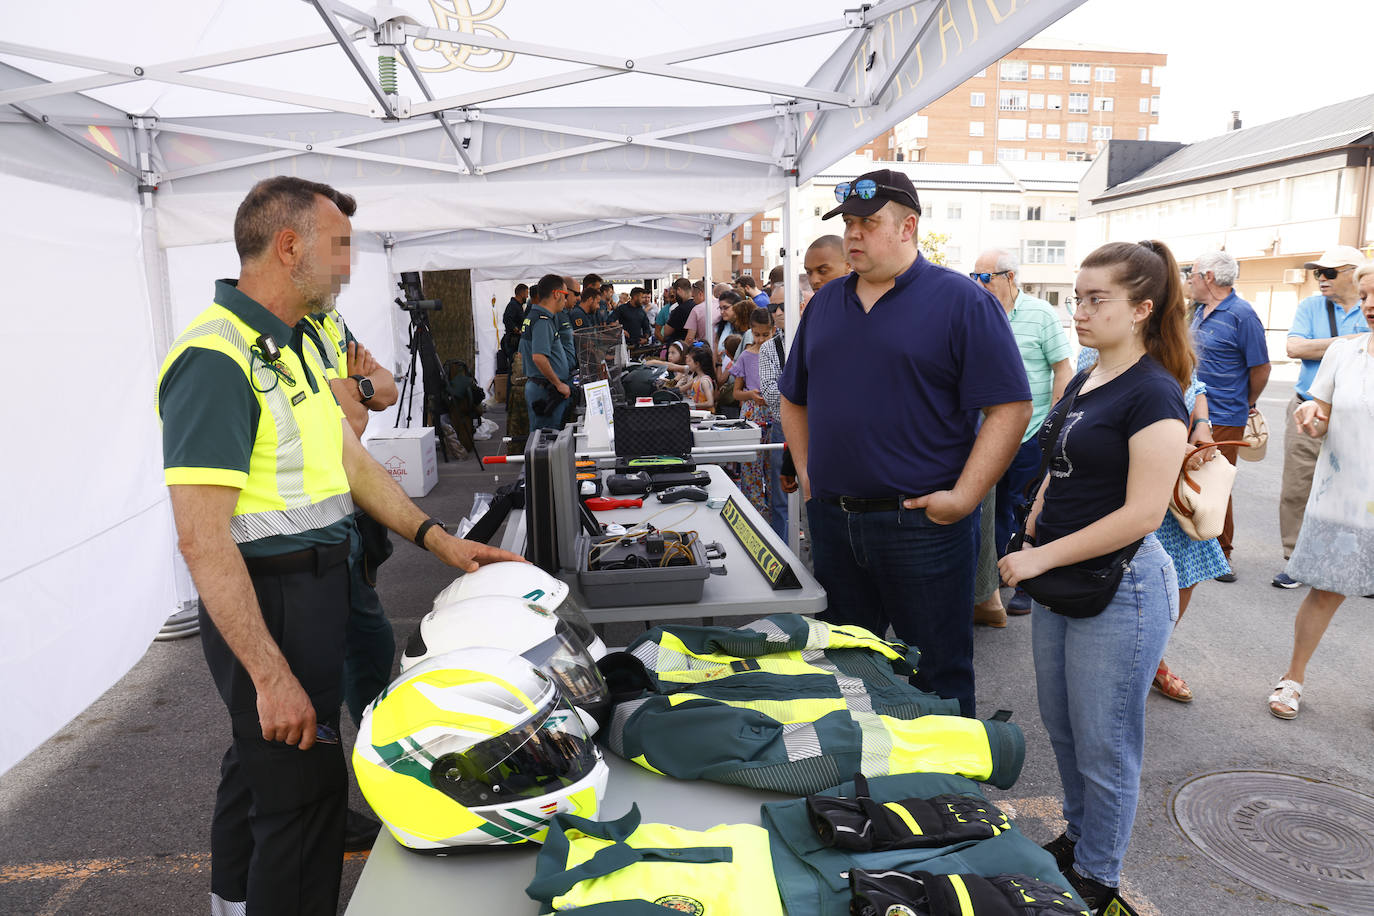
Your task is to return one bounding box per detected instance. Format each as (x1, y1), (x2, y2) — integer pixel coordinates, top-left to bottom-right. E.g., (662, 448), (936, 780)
(731, 308), (775, 516)
(645, 342), (716, 409)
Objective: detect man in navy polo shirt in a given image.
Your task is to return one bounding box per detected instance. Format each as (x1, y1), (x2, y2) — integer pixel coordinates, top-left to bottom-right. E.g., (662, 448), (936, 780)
(1187, 250), (1271, 578)
(779, 169), (1031, 716)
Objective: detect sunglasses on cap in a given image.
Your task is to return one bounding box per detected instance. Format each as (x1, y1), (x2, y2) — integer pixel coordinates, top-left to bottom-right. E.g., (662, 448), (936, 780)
(834, 179), (911, 203)
(1313, 266), (1354, 280)
(969, 270), (1012, 285)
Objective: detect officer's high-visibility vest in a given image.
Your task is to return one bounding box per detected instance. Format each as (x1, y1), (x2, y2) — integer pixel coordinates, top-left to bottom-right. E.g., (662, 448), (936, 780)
(157, 303), (352, 545)
(527, 804), (785, 916)
(605, 615), (1024, 794)
(304, 310), (349, 381)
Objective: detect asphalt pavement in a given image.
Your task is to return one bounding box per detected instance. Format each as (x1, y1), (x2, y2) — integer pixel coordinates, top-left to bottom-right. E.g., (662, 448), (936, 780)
(4, 370), (1373, 915)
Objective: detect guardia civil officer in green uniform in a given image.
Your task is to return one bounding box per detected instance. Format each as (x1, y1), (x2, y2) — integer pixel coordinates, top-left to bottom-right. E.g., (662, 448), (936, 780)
(520, 273), (573, 429)
(157, 176), (523, 916)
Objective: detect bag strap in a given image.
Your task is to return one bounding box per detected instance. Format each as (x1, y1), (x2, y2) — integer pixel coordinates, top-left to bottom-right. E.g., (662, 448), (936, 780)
(1326, 298), (1339, 339)
(1172, 440), (1251, 516)
(1020, 369), (1090, 503)
(773, 333), (786, 370)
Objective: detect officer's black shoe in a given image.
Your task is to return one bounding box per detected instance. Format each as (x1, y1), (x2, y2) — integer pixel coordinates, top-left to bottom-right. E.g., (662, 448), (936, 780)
(1041, 832), (1077, 871)
(344, 807), (382, 852)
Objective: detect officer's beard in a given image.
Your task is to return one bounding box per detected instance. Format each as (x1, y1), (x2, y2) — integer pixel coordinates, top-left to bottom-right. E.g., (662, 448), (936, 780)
(291, 256), (336, 312)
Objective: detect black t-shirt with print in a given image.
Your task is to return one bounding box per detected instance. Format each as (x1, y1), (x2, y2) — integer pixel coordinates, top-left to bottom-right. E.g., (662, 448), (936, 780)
(1033, 355), (1187, 548)
(664, 299), (696, 342)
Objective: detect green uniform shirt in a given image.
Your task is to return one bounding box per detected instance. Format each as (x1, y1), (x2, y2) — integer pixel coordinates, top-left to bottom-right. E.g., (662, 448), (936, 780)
(158, 280), (353, 556)
(1008, 290), (1071, 443)
(518, 304), (570, 382)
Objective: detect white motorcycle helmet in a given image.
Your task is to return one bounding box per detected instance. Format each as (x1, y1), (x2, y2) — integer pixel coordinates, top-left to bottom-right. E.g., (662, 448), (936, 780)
(401, 595), (610, 727)
(353, 647), (609, 852)
(427, 561), (606, 659)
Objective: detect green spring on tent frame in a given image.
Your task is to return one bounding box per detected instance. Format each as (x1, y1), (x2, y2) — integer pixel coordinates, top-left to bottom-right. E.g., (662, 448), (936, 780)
(378, 55), (397, 94)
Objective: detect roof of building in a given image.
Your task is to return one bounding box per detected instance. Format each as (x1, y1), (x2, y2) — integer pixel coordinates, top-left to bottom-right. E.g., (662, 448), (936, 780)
(1018, 36), (1162, 57)
(1098, 93), (1374, 200)
(814, 156), (1089, 193)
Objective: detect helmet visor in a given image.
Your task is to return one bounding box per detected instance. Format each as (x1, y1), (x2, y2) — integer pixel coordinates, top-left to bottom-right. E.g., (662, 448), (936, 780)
(428, 692), (599, 808)
(522, 620), (610, 716)
(552, 591), (599, 654)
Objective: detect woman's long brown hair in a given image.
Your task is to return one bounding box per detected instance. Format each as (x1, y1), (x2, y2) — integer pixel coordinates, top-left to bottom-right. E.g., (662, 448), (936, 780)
(1080, 239), (1196, 389)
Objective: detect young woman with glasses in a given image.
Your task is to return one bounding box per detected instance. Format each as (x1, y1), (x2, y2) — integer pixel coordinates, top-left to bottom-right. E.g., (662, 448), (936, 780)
(998, 240), (1193, 909)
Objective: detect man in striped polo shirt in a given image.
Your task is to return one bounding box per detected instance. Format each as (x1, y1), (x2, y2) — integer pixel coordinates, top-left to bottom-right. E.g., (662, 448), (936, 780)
(972, 249), (1072, 615)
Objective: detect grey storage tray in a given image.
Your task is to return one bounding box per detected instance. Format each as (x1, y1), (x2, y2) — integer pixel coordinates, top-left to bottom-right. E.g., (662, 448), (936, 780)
(576, 530), (709, 607)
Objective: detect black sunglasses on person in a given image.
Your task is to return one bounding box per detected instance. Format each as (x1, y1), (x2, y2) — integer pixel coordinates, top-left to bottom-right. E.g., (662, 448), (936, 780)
(1313, 266), (1353, 280)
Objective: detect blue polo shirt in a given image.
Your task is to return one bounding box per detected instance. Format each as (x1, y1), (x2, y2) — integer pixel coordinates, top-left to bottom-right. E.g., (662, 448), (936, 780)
(1288, 294), (1368, 400)
(1189, 290), (1270, 426)
(779, 253), (1031, 499)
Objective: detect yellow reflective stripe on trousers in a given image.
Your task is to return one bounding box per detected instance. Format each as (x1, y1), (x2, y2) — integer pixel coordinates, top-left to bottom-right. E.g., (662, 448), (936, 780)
(881, 715), (994, 781)
(665, 692), (846, 724)
(883, 801), (922, 836)
(947, 874), (976, 916)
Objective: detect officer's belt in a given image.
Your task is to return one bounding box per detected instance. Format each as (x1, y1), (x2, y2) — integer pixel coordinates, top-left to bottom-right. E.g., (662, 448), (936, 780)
(243, 538), (349, 577)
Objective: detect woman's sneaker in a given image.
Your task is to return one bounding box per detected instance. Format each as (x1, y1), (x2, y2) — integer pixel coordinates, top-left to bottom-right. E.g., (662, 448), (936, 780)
(1272, 572), (1301, 589)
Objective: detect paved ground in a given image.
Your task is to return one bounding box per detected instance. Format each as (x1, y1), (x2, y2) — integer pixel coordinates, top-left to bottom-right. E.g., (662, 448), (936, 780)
(4, 371), (1374, 915)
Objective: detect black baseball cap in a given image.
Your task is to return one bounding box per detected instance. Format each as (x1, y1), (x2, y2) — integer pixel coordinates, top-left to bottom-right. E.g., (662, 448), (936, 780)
(823, 168), (922, 220)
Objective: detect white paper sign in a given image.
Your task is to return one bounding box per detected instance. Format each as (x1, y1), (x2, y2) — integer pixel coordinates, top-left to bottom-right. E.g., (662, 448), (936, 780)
(583, 379), (614, 449)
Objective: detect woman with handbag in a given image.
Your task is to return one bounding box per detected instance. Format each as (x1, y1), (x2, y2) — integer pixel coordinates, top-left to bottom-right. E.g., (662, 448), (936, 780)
(998, 240), (1191, 909)
(1268, 262), (1374, 720)
(1076, 347), (1230, 702)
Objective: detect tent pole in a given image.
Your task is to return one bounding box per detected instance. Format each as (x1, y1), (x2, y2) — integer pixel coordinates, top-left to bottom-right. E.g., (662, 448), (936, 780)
(703, 229), (715, 356)
(133, 118), (173, 359)
(782, 180), (801, 558)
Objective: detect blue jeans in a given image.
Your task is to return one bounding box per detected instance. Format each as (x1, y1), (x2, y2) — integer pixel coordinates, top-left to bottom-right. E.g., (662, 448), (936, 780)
(766, 422), (788, 540)
(996, 437), (1043, 558)
(343, 521), (396, 726)
(808, 498), (979, 716)
(1031, 534), (1177, 886)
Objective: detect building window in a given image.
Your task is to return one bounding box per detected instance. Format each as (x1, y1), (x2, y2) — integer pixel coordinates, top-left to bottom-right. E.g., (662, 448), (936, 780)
(1029, 93), (1045, 109)
(1028, 123), (1043, 139)
(999, 89), (1028, 111)
(1045, 151), (1060, 161)
(999, 119), (1027, 141)
(1092, 126), (1113, 141)
(1024, 239), (1067, 264)
(1026, 205), (1043, 221)
(1095, 67), (1115, 82)
(968, 150), (984, 164)
(1067, 122), (1088, 143)
(1140, 68), (1151, 83)
(743, 223), (752, 239)
(1047, 94), (1062, 111)
(969, 121), (985, 137)
(1094, 96), (1114, 112)
(1030, 64), (1045, 80)
(1290, 171), (1341, 221)
(990, 203), (1020, 221)
(970, 91), (986, 107)
(997, 148), (1026, 162)
(1139, 97), (1149, 113)
(1066, 150), (1088, 162)
(1069, 63), (1090, 84)
(946, 203), (962, 220)
(1000, 60), (1029, 82)
(1027, 151), (1043, 161)
(946, 245), (961, 263)
(760, 220), (776, 232)
(743, 246), (752, 263)
(1048, 64), (1064, 80)
(1046, 123), (1061, 139)
(1233, 180), (1282, 225)
(1068, 92), (1089, 113)
(1150, 95), (1160, 115)
(1137, 127), (1148, 140)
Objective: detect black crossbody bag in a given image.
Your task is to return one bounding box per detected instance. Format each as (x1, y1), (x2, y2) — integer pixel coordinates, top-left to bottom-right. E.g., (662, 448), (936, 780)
(1006, 370), (1144, 619)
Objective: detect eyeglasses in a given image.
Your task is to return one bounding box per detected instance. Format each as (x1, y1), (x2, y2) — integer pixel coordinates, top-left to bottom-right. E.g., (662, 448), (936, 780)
(1068, 295), (1133, 316)
(834, 179), (908, 203)
(1313, 266), (1354, 280)
(969, 270), (1012, 285)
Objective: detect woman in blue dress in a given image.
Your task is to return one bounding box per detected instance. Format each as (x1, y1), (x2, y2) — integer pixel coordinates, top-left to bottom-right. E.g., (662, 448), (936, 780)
(1076, 346), (1230, 702)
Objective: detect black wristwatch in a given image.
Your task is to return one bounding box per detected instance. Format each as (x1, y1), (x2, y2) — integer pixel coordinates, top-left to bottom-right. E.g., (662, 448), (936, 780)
(414, 517), (445, 550)
(350, 374), (375, 402)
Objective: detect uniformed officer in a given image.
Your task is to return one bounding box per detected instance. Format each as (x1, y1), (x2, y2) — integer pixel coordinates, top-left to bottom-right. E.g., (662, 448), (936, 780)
(519, 273), (573, 430)
(157, 175), (523, 916)
(568, 286), (602, 332)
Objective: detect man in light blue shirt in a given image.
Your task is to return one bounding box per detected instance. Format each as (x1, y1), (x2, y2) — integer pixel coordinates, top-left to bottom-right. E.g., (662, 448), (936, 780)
(1274, 245), (1369, 587)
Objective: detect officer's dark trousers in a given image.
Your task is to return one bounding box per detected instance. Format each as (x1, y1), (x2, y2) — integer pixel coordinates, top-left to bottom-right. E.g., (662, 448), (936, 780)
(199, 544), (350, 916)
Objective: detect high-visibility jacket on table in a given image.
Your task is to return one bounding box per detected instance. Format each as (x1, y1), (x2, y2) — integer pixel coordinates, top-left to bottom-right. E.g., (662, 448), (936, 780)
(603, 615), (1024, 795)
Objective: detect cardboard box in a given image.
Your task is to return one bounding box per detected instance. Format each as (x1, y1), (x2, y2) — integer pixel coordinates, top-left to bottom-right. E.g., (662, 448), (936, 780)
(491, 373), (508, 404)
(365, 427), (437, 498)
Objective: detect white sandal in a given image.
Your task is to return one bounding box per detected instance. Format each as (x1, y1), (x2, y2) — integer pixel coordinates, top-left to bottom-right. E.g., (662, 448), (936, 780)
(1269, 679), (1302, 720)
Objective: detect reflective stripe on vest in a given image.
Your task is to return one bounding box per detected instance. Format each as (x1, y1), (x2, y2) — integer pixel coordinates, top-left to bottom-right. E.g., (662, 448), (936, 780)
(306, 312), (349, 381)
(158, 304), (352, 543)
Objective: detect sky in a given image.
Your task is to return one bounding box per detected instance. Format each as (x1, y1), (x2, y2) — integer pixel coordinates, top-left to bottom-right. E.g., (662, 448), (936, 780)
(1039, 0), (1371, 143)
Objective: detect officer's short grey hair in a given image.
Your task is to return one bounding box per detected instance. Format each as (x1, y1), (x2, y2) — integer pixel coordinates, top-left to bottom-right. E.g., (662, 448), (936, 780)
(987, 249), (1020, 275)
(1193, 251), (1239, 287)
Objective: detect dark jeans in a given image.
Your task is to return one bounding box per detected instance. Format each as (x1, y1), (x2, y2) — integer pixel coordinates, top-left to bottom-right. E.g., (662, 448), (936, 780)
(343, 518), (395, 726)
(996, 437), (1043, 559)
(807, 498), (979, 716)
(200, 555), (349, 915)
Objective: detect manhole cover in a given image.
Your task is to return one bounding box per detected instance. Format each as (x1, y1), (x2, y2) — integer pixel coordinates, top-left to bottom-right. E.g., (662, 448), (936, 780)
(1172, 770), (1374, 912)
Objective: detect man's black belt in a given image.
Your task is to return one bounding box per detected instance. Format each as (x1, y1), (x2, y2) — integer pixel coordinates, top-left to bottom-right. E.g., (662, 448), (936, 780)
(820, 495), (907, 513)
(243, 539), (350, 577)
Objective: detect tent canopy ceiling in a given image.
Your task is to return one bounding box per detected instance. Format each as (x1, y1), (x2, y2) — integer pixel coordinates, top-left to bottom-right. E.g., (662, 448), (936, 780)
(2, 0), (1085, 250)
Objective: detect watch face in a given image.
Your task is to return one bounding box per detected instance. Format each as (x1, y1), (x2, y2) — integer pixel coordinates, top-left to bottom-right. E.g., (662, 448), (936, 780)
(357, 376), (375, 399)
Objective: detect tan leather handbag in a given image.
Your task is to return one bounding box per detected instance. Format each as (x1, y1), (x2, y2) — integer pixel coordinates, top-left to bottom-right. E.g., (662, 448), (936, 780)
(1169, 441), (1251, 540)
(1239, 408), (1268, 461)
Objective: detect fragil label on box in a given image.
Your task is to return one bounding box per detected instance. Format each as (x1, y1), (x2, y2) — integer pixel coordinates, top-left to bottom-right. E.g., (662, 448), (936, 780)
(365, 427), (437, 498)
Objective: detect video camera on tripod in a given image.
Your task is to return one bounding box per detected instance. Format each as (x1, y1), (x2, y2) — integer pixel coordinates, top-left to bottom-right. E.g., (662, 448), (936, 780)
(396, 271), (442, 312)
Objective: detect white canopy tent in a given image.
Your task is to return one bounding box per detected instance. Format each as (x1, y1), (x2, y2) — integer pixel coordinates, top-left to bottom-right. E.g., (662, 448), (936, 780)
(0, 0), (1084, 776)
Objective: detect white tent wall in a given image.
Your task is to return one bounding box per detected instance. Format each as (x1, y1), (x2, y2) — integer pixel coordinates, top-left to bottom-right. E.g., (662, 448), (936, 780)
(0, 173), (174, 776)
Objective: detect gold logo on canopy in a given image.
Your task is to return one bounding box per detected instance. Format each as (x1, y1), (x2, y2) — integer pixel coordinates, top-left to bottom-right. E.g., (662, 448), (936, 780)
(412, 0), (515, 73)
